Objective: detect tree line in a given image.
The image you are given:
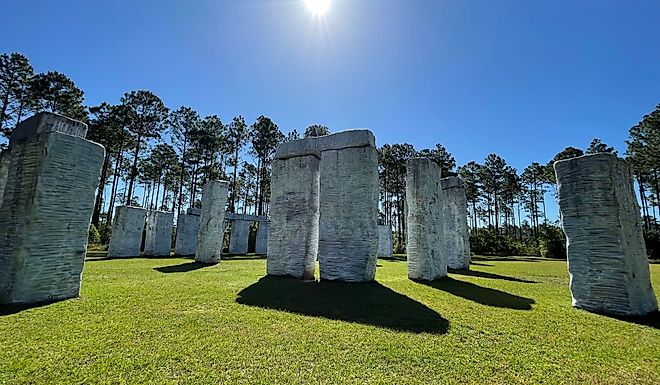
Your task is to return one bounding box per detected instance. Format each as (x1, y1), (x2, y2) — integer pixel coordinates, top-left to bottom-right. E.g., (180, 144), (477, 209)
(1, 51), (658, 257)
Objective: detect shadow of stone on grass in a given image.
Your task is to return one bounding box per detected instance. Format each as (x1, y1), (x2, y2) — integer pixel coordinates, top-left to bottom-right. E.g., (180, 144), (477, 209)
(418, 277), (535, 310)
(154, 261), (216, 273)
(448, 269), (537, 283)
(237, 276), (449, 334)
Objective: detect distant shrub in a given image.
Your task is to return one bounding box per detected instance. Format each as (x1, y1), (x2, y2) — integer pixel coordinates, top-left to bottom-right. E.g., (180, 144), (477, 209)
(538, 224), (566, 259)
(88, 224), (101, 244)
(99, 223), (112, 245)
(645, 229), (660, 260)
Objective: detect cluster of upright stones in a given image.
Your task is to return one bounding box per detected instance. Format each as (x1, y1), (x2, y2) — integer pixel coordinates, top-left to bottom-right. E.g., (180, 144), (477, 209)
(174, 208), (201, 256)
(378, 225), (393, 258)
(107, 206), (147, 258)
(440, 176), (471, 270)
(0, 112), (104, 305)
(268, 130), (379, 282)
(554, 153), (658, 316)
(196, 180), (229, 264)
(143, 211), (174, 257)
(405, 158), (446, 281)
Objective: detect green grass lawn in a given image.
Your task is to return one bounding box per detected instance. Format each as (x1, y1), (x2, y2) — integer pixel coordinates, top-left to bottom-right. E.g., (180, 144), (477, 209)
(1, 254), (659, 384)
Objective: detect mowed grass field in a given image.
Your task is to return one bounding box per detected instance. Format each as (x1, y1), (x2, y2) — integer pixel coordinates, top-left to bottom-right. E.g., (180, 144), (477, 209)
(1, 254), (659, 385)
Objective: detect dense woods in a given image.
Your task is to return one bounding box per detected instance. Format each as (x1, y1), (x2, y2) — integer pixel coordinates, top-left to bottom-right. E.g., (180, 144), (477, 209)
(1, 52), (658, 258)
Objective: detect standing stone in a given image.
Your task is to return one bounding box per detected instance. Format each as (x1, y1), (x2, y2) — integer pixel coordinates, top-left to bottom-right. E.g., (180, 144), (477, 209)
(196, 180), (229, 263)
(0, 149), (10, 210)
(0, 112), (104, 304)
(255, 221), (268, 255)
(441, 176), (471, 270)
(406, 158), (446, 281)
(378, 225), (393, 258)
(267, 155), (320, 279)
(143, 210), (174, 257)
(107, 206), (147, 258)
(174, 209), (201, 256)
(229, 219), (250, 255)
(554, 153), (658, 316)
(318, 137), (379, 282)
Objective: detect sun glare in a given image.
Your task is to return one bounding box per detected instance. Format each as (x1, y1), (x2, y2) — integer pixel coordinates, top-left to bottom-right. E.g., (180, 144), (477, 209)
(304, 0), (331, 15)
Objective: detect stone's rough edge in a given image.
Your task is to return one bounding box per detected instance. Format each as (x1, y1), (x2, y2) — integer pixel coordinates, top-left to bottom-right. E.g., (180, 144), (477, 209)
(554, 153), (658, 316)
(11, 112), (88, 143)
(274, 129), (376, 160)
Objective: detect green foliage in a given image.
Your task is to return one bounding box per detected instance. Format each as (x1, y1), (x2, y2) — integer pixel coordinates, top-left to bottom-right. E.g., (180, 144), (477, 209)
(538, 224), (567, 259)
(303, 124), (329, 138)
(99, 223), (112, 245)
(645, 229), (660, 260)
(88, 224), (101, 244)
(1, 256), (658, 384)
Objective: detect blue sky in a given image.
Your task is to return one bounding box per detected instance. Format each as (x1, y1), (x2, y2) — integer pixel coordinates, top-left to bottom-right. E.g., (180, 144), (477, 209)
(3, 0), (660, 218)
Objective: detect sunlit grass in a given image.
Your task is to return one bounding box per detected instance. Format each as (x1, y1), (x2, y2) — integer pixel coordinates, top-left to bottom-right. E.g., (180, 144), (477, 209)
(0, 254), (658, 384)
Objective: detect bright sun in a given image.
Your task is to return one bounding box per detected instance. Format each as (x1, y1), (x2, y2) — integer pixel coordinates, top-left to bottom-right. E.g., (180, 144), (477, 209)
(304, 0), (331, 15)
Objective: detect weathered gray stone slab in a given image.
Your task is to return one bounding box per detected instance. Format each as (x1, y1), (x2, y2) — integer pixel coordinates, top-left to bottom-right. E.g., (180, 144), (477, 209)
(275, 129), (375, 160)
(228, 219), (250, 255)
(378, 225), (393, 258)
(267, 155), (320, 279)
(554, 154), (657, 316)
(224, 212), (267, 222)
(0, 113), (104, 304)
(143, 210), (173, 257)
(318, 144), (379, 282)
(441, 176), (471, 270)
(0, 149), (10, 210)
(187, 207), (202, 216)
(11, 112), (87, 142)
(255, 221), (268, 255)
(107, 206), (147, 258)
(174, 211), (201, 256)
(406, 158), (447, 281)
(196, 180), (229, 263)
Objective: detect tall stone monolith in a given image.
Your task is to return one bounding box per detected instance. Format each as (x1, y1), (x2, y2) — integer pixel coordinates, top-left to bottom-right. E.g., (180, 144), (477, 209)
(255, 221), (268, 255)
(229, 219), (250, 255)
(107, 206), (147, 258)
(267, 155), (320, 279)
(378, 225), (393, 258)
(143, 210), (174, 257)
(0, 112), (104, 305)
(174, 208), (201, 256)
(196, 180), (229, 263)
(554, 153), (658, 316)
(441, 176), (471, 270)
(406, 158), (446, 281)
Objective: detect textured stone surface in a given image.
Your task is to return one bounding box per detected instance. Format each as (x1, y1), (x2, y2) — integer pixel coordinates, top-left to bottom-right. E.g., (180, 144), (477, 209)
(0, 149), (10, 210)
(0, 113), (104, 304)
(406, 158), (447, 281)
(255, 221), (268, 255)
(318, 145), (379, 282)
(174, 211), (201, 256)
(196, 180), (229, 263)
(275, 129), (375, 160)
(224, 212), (266, 222)
(267, 155), (320, 279)
(11, 112), (87, 142)
(228, 219), (250, 255)
(107, 206), (147, 258)
(378, 225), (393, 258)
(440, 176), (471, 270)
(554, 153), (657, 316)
(143, 210), (173, 257)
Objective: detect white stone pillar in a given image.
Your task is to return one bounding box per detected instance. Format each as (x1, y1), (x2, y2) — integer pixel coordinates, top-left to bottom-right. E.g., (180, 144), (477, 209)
(174, 208), (201, 256)
(196, 180), (229, 263)
(378, 225), (393, 258)
(440, 176), (471, 270)
(255, 221), (268, 255)
(229, 219), (250, 255)
(318, 142), (379, 282)
(0, 112), (104, 304)
(107, 206), (147, 258)
(554, 153), (657, 316)
(406, 158), (447, 281)
(267, 156), (320, 279)
(143, 210), (174, 257)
